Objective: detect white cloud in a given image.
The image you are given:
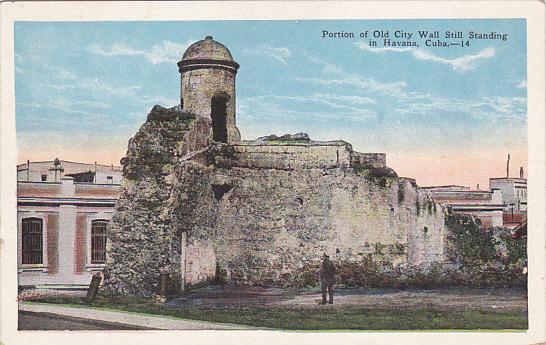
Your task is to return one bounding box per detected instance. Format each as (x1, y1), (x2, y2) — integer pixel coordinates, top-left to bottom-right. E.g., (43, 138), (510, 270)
(87, 40), (194, 65)
(239, 92), (377, 123)
(251, 93), (375, 114)
(296, 76), (407, 96)
(244, 45), (291, 66)
(88, 43), (144, 57)
(516, 79), (527, 89)
(299, 53), (408, 97)
(74, 100), (111, 109)
(34, 61), (180, 113)
(140, 95), (179, 107)
(299, 52), (525, 122)
(38, 78), (140, 99)
(76, 79), (140, 98)
(239, 96), (375, 123)
(146, 40), (193, 64)
(480, 96), (526, 116)
(316, 93), (376, 105)
(356, 42), (496, 71)
(261, 45), (291, 65)
(414, 48), (495, 71)
(392, 95), (526, 121)
(39, 83), (77, 91)
(36, 63), (78, 81)
(302, 52), (343, 74)
(19, 99), (104, 117)
(357, 44), (413, 54)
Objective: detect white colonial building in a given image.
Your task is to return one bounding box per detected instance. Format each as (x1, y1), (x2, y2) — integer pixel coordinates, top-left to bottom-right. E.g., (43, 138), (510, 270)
(423, 185), (504, 228)
(424, 165), (528, 230)
(17, 159), (121, 289)
(489, 175), (527, 228)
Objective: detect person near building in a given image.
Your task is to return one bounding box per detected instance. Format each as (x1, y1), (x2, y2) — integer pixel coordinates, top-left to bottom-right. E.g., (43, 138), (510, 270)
(319, 253), (336, 304)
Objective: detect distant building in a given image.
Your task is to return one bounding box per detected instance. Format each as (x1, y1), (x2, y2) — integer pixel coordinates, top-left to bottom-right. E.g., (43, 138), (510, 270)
(17, 159), (121, 289)
(489, 175), (527, 228)
(425, 163), (528, 230)
(423, 185), (504, 228)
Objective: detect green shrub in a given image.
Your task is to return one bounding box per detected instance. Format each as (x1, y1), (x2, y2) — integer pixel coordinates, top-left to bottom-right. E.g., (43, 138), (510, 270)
(445, 214), (496, 269)
(444, 213), (527, 287)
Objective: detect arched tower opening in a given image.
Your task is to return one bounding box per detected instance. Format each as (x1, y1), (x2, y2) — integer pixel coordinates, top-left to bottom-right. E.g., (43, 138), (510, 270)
(211, 95), (228, 143)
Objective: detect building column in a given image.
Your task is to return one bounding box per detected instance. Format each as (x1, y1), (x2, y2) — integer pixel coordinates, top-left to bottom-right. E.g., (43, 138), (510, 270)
(58, 205), (77, 283)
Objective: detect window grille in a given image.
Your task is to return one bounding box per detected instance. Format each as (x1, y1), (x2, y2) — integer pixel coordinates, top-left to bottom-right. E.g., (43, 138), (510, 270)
(22, 218), (43, 264)
(91, 220), (108, 264)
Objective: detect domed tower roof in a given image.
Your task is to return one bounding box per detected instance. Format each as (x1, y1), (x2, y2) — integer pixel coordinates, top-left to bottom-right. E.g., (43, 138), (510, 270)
(178, 36), (239, 73)
(183, 36), (234, 61)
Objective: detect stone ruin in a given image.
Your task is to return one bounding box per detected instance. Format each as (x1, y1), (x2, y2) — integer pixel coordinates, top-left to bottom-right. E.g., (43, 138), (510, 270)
(104, 36), (446, 294)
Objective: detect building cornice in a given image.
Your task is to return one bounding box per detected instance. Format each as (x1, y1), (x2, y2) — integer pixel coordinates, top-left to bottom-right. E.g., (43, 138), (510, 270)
(446, 204), (505, 212)
(177, 58), (240, 73)
(18, 196), (117, 207)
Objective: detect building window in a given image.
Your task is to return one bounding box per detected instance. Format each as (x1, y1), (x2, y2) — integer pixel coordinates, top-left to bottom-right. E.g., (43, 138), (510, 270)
(91, 220), (108, 264)
(106, 176), (113, 184)
(41, 174), (47, 181)
(22, 218), (43, 264)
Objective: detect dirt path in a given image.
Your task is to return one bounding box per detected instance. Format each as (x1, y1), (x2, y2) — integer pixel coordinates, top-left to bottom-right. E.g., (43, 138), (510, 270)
(20, 286), (527, 313)
(168, 287), (527, 312)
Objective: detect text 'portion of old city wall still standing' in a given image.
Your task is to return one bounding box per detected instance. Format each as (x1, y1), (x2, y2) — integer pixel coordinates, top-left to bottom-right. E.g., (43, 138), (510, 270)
(13, 18), (530, 332)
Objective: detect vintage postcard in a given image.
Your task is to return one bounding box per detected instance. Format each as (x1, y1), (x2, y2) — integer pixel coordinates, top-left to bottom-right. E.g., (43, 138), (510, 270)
(0, 1), (544, 345)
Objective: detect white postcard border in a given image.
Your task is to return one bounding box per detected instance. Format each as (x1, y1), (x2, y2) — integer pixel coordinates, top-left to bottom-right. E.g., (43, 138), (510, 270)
(0, 1), (544, 345)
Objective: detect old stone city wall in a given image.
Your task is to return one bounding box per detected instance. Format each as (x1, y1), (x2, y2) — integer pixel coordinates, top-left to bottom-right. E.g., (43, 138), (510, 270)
(221, 141), (353, 170)
(104, 105), (446, 294)
(170, 161), (446, 287)
(103, 106), (212, 294)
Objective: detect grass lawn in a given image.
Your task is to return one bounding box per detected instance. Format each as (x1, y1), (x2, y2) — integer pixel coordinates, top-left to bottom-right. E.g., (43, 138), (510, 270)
(24, 293), (528, 330)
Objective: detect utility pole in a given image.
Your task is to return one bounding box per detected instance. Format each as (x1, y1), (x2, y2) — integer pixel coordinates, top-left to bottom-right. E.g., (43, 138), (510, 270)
(506, 154), (510, 178)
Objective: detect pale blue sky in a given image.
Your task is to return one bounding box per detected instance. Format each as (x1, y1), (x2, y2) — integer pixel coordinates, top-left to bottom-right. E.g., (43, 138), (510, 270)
(14, 19), (527, 187)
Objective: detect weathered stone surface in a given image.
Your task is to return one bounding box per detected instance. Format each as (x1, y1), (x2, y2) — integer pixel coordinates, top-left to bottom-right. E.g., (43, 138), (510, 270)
(254, 132), (311, 143)
(352, 152), (387, 169)
(168, 163), (445, 287)
(104, 107), (446, 293)
(178, 36), (240, 144)
(103, 105), (210, 294)
(220, 141), (353, 170)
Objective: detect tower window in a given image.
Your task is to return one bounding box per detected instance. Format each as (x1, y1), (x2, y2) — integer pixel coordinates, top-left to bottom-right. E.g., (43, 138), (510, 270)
(91, 220), (108, 264)
(211, 96), (228, 143)
(41, 174), (47, 181)
(106, 176), (113, 184)
(22, 218), (43, 264)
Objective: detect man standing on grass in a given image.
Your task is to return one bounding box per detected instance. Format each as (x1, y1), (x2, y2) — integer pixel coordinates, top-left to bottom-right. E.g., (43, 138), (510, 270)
(320, 253), (336, 305)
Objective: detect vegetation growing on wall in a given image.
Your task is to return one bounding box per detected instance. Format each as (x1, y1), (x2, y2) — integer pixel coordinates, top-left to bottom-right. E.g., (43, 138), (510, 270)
(121, 105), (196, 180)
(354, 166), (398, 187)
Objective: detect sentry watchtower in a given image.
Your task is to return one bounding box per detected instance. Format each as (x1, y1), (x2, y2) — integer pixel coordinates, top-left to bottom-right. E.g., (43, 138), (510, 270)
(177, 36), (241, 144)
